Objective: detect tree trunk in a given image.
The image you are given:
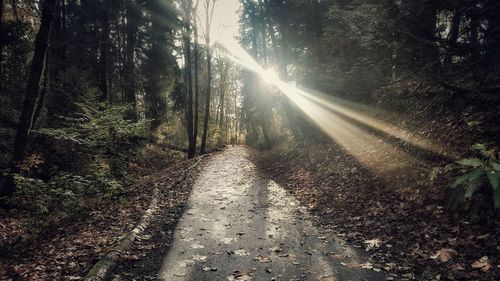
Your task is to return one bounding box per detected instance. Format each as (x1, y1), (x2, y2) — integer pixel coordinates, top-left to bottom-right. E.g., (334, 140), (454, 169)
(200, 0), (215, 154)
(0, 0), (4, 93)
(98, 0), (110, 102)
(234, 93), (238, 143)
(219, 88), (225, 143)
(184, 19), (195, 158)
(258, 0), (267, 65)
(124, 0), (137, 119)
(268, 22), (278, 65)
(118, 13), (126, 102)
(1, 0), (58, 205)
(219, 82), (225, 129)
(193, 15), (200, 151)
(401, 0), (439, 68)
(468, 8), (480, 63)
(34, 52), (50, 127)
(270, 5), (300, 141)
(444, 6), (461, 65)
(200, 47), (211, 154)
(145, 0), (163, 131)
(261, 120), (270, 147)
(216, 58), (228, 134)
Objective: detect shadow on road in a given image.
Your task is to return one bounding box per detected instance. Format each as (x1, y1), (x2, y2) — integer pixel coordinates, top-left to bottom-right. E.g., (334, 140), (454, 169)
(157, 146), (386, 281)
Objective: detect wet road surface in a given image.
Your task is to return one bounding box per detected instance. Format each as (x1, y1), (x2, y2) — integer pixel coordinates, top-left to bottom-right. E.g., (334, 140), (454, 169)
(158, 146), (386, 281)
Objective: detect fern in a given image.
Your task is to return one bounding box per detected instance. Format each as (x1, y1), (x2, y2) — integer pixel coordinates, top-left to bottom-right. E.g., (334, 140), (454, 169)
(434, 144), (500, 210)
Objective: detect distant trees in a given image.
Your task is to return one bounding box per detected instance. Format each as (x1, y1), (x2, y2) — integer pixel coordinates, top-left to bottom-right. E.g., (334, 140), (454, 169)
(239, 0), (293, 146)
(238, 0), (500, 145)
(213, 58), (241, 145)
(144, 0), (177, 131)
(177, 0), (241, 156)
(321, 0), (500, 112)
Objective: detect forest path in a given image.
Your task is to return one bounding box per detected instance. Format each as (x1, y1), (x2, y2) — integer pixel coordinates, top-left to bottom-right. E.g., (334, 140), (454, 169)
(158, 146), (386, 281)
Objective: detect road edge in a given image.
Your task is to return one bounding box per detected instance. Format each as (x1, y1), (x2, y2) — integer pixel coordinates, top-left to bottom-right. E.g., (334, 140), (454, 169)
(83, 155), (207, 281)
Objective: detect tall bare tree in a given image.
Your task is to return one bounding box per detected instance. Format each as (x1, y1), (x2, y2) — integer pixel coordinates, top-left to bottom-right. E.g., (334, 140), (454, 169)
(98, 0), (110, 101)
(200, 0), (216, 154)
(124, 0), (138, 119)
(193, 0), (200, 151)
(180, 0), (196, 157)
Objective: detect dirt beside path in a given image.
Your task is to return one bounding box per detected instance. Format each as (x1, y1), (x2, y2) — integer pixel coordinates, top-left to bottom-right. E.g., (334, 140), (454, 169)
(0, 156), (199, 281)
(253, 143), (500, 281)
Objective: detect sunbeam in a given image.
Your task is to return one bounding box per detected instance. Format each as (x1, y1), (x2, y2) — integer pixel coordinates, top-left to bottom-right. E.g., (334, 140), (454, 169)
(260, 68), (280, 85)
(292, 88), (453, 158)
(219, 38), (449, 183)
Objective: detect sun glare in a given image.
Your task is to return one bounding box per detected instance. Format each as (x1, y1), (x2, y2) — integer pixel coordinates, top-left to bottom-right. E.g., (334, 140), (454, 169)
(260, 68), (280, 85)
(218, 38), (449, 183)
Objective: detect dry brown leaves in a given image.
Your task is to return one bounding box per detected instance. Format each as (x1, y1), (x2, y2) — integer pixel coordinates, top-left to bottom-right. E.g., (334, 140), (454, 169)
(252, 143), (500, 281)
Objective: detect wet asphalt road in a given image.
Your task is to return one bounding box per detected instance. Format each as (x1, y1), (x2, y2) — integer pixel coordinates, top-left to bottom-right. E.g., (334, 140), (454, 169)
(158, 146), (386, 281)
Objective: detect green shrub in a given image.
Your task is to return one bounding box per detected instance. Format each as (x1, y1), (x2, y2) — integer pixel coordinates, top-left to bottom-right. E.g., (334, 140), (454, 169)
(37, 102), (149, 178)
(6, 99), (146, 228)
(432, 144), (500, 211)
(8, 172), (123, 228)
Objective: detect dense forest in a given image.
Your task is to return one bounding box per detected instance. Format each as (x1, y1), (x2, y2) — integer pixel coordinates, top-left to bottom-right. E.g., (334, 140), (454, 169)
(237, 0), (499, 145)
(0, 0), (242, 204)
(0, 0), (499, 280)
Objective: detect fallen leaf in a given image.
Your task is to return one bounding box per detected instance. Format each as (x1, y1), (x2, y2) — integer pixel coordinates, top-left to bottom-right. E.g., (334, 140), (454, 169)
(360, 262), (373, 269)
(227, 273), (253, 281)
(363, 238), (381, 251)
(451, 263), (465, 271)
(471, 256), (491, 272)
(234, 249), (249, 256)
(220, 237), (235, 244)
(254, 255), (271, 263)
(192, 255), (208, 262)
(430, 248), (457, 262)
(121, 254), (140, 261)
(329, 254), (345, 260)
(269, 246), (282, 253)
(476, 234), (489, 240)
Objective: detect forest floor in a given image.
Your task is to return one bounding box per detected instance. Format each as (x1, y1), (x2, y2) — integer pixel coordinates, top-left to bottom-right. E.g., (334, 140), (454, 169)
(0, 151), (201, 280)
(1, 140), (498, 280)
(0, 105), (497, 281)
(253, 141), (500, 281)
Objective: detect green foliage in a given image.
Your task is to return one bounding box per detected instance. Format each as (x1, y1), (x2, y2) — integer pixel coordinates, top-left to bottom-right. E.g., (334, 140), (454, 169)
(39, 102), (148, 147)
(9, 172), (123, 227)
(5, 100), (148, 228)
(37, 102), (149, 178)
(433, 144), (500, 211)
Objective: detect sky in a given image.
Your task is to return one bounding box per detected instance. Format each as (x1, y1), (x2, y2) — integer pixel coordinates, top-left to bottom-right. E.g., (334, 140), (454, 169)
(198, 0), (241, 46)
